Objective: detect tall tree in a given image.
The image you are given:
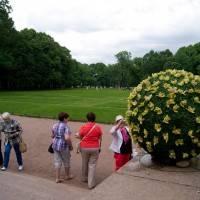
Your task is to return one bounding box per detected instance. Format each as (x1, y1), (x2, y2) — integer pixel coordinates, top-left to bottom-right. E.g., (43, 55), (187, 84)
(0, 0), (17, 89)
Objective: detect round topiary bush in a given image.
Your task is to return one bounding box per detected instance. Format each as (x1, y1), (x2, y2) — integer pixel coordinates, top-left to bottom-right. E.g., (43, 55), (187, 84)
(126, 69), (200, 163)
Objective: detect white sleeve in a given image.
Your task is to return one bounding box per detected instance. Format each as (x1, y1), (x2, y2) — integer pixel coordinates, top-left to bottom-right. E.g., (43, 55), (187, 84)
(110, 126), (118, 136)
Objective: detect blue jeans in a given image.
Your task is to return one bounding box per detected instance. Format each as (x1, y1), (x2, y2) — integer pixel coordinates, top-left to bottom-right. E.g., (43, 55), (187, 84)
(3, 143), (23, 168)
(0, 140), (3, 166)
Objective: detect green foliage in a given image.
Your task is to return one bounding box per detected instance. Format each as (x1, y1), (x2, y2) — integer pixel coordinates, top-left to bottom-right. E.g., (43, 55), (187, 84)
(1, 0), (200, 90)
(126, 69), (200, 162)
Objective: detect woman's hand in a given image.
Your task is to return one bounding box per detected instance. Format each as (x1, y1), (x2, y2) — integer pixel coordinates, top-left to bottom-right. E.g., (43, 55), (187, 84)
(75, 132), (80, 139)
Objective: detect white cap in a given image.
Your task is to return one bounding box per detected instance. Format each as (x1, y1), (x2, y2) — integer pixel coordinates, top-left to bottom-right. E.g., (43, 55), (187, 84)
(115, 115), (124, 122)
(2, 112), (11, 120)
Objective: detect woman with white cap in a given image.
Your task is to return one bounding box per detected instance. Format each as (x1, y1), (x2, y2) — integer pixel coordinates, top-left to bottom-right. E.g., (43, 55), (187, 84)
(0, 112), (23, 171)
(109, 115), (132, 171)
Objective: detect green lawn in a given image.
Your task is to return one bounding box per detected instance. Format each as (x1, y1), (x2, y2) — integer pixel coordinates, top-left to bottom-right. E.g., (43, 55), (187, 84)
(0, 89), (130, 123)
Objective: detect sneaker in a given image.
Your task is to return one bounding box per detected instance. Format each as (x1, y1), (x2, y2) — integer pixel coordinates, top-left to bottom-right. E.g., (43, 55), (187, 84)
(18, 165), (23, 171)
(1, 166), (7, 171)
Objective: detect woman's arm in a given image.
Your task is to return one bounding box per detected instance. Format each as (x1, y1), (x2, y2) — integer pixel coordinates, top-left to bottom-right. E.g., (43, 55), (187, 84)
(110, 120), (123, 136)
(51, 131), (55, 139)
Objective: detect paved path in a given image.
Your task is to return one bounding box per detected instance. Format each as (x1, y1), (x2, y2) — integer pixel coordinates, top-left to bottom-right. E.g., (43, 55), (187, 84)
(1, 115), (114, 188)
(1, 161), (200, 200)
(0, 171), (87, 200)
(82, 162), (200, 200)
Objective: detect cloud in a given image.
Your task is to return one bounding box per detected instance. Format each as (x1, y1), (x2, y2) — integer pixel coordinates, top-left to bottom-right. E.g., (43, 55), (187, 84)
(10, 0), (200, 64)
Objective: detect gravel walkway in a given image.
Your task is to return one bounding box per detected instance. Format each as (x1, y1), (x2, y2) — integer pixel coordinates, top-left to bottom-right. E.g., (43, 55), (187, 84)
(2, 116), (114, 189)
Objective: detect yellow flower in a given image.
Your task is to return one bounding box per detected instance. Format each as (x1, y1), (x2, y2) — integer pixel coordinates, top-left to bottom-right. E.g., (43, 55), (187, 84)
(132, 135), (138, 143)
(159, 75), (165, 80)
(146, 141), (153, 152)
(143, 129), (148, 138)
(168, 87), (177, 94)
(188, 130), (194, 138)
(132, 101), (138, 106)
(196, 116), (200, 124)
(138, 137), (143, 143)
(177, 89), (185, 95)
(137, 94), (141, 100)
(154, 124), (161, 132)
(183, 78), (190, 84)
(175, 139), (184, 146)
(138, 115), (144, 124)
(191, 80), (198, 86)
(168, 93), (176, 99)
(148, 102), (154, 110)
(194, 97), (200, 103)
(171, 80), (177, 84)
(191, 150), (197, 157)
(169, 150), (176, 159)
(172, 127), (181, 135)
(138, 101), (145, 108)
(152, 80), (160, 86)
(154, 107), (162, 115)
(142, 108), (149, 116)
(131, 124), (140, 132)
(163, 115), (171, 124)
(183, 153), (189, 159)
(152, 73), (159, 78)
(173, 104), (180, 113)
(132, 108), (139, 116)
(178, 81), (184, 86)
(157, 92), (165, 98)
(136, 85), (142, 92)
(144, 95), (152, 101)
(153, 136), (159, 145)
(163, 83), (171, 89)
(166, 99), (175, 107)
(143, 79), (151, 86)
(188, 88), (194, 93)
(192, 138), (199, 144)
(150, 87), (158, 93)
(174, 73), (181, 78)
(195, 89), (200, 93)
(187, 106), (195, 113)
(163, 75), (170, 81)
(163, 132), (169, 143)
(180, 100), (187, 107)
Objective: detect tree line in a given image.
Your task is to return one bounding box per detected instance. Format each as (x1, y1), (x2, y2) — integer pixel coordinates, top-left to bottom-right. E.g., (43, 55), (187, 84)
(1, 0), (200, 90)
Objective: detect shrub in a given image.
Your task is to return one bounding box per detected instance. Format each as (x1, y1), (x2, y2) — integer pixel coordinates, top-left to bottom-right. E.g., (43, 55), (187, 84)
(126, 69), (200, 162)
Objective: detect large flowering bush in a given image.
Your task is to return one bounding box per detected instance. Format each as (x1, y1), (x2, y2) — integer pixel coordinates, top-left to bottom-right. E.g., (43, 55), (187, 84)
(126, 69), (200, 162)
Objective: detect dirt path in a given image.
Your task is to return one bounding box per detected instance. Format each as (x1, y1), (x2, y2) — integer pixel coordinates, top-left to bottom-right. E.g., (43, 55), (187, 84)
(5, 116), (114, 189)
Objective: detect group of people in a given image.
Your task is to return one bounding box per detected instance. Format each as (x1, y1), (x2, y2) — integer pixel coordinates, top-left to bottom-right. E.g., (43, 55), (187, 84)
(0, 111), (133, 189)
(51, 112), (133, 189)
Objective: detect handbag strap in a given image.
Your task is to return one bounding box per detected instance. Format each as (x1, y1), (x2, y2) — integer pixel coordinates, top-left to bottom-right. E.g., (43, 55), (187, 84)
(81, 124), (96, 142)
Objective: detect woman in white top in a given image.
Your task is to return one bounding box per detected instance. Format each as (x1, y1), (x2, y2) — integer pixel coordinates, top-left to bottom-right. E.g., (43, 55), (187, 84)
(109, 115), (132, 171)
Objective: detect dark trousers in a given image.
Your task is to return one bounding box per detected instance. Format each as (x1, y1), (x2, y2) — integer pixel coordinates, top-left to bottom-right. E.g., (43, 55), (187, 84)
(0, 140), (3, 166)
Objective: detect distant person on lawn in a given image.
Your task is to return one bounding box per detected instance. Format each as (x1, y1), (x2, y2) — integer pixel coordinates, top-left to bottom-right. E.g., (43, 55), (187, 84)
(51, 112), (74, 183)
(75, 112), (103, 189)
(0, 112), (24, 171)
(109, 115), (132, 171)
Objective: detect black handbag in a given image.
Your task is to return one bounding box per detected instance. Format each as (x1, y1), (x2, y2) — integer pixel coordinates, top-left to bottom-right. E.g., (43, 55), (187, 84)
(48, 143), (54, 154)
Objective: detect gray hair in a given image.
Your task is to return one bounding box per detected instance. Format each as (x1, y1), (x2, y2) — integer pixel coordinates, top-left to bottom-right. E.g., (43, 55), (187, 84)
(2, 112), (11, 120)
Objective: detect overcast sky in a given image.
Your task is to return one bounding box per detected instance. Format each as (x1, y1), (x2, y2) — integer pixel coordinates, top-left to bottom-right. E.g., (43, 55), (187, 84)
(9, 0), (200, 64)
